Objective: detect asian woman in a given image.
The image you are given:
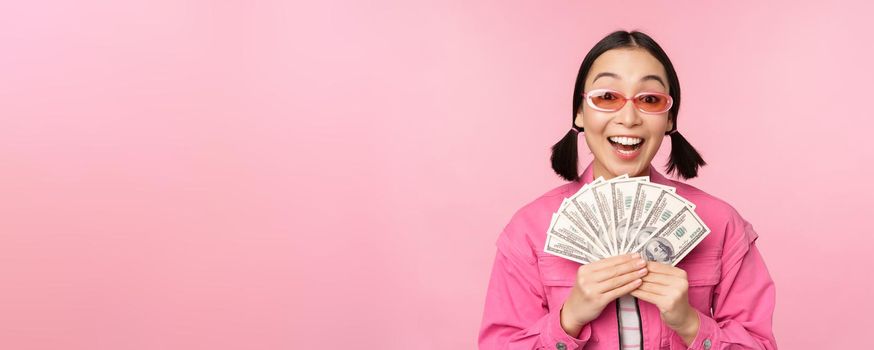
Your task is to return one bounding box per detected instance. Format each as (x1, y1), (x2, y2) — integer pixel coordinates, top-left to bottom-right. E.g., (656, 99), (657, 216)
(478, 30), (776, 350)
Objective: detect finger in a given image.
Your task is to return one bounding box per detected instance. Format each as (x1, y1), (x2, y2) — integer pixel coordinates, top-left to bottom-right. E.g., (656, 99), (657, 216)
(640, 271), (679, 286)
(589, 257), (647, 283)
(637, 281), (672, 295)
(586, 253), (640, 272)
(630, 289), (662, 305)
(594, 267), (648, 293)
(646, 261), (687, 277)
(603, 277), (643, 301)
(644, 261), (673, 273)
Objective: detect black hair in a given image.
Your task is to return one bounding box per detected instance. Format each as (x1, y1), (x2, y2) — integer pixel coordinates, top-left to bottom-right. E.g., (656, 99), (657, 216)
(550, 30), (706, 181)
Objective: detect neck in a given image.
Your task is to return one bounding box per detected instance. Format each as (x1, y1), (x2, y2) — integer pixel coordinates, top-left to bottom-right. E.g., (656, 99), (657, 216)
(592, 160), (650, 180)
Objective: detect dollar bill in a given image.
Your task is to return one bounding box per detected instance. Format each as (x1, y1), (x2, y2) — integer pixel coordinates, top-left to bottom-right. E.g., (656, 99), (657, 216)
(608, 176), (649, 254)
(556, 199), (611, 258)
(546, 212), (607, 259)
(589, 174), (627, 255)
(623, 182), (670, 253)
(626, 188), (696, 253)
(566, 177), (613, 255)
(632, 206), (711, 266)
(544, 230), (593, 264)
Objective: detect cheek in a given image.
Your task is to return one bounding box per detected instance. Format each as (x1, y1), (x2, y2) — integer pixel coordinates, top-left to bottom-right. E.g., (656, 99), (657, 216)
(581, 126), (604, 147)
(582, 133), (600, 147)
(581, 109), (610, 131)
(648, 118), (671, 139)
(581, 114), (609, 146)
(645, 134), (665, 152)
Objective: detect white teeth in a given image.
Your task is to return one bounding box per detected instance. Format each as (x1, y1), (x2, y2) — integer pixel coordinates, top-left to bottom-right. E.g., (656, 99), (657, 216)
(608, 136), (643, 145)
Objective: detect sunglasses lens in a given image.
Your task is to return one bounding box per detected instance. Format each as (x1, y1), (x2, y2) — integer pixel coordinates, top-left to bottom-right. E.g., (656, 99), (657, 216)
(588, 90), (625, 111)
(637, 93), (670, 113)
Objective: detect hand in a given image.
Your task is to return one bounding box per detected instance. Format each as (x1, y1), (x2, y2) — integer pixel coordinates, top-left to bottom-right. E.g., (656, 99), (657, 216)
(560, 253), (647, 335)
(630, 261), (700, 345)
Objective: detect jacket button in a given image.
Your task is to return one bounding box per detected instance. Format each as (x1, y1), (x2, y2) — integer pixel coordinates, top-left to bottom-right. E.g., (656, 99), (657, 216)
(555, 342), (567, 350)
(703, 338), (712, 349)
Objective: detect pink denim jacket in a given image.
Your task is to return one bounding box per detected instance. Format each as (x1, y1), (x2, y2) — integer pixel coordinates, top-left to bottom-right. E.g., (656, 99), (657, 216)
(479, 162), (777, 349)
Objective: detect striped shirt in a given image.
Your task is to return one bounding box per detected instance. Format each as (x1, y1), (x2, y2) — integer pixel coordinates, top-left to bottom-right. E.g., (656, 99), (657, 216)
(617, 295), (642, 349)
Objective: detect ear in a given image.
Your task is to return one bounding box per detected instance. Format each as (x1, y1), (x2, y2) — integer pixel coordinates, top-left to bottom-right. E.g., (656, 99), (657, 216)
(665, 114), (675, 133)
(574, 110), (584, 130)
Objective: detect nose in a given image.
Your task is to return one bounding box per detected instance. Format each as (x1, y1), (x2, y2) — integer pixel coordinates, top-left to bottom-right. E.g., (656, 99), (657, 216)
(613, 98), (643, 128)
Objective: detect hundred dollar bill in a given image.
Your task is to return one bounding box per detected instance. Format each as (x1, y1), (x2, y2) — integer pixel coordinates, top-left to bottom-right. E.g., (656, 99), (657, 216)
(544, 232), (593, 264)
(622, 182), (680, 253)
(632, 206), (710, 266)
(567, 177), (614, 255)
(589, 174), (628, 255)
(557, 178), (612, 256)
(555, 199), (611, 258)
(546, 212), (607, 259)
(608, 176), (650, 254)
(626, 188), (696, 253)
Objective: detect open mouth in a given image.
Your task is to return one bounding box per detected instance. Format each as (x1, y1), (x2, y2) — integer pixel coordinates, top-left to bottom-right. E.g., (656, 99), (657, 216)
(608, 136), (645, 159)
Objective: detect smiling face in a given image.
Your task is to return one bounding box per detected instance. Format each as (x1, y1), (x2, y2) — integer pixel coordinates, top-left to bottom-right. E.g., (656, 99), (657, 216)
(574, 48), (674, 179)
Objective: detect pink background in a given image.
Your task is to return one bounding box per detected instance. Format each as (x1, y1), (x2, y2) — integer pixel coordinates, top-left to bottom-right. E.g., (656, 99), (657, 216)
(1, 1), (871, 349)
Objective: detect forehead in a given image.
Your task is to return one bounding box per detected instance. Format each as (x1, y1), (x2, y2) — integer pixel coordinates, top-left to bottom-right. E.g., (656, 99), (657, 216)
(586, 48), (668, 89)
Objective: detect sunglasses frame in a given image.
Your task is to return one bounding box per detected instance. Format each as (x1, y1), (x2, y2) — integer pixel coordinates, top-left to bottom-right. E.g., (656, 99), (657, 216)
(582, 88), (674, 114)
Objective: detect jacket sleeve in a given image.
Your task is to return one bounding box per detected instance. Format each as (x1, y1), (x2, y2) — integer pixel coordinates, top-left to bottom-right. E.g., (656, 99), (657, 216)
(670, 213), (777, 350)
(478, 227), (593, 350)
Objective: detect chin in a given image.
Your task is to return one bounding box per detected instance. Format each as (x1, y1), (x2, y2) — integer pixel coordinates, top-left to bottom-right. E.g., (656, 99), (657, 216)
(597, 154), (642, 174)
(608, 163), (646, 177)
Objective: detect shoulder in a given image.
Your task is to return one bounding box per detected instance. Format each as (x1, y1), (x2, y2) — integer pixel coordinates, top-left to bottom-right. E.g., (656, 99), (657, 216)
(495, 182), (578, 265)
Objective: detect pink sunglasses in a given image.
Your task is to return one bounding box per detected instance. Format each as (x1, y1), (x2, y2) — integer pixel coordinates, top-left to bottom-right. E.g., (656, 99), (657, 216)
(582, 88), (673, 114)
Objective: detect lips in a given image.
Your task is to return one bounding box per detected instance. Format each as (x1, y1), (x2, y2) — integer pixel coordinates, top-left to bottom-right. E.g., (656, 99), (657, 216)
(608, 135), (645, 160)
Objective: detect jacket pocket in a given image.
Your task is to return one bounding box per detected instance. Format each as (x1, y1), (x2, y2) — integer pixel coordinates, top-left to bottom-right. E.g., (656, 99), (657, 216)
(536, 254), (579, 311)
(680, 254), (721, 314)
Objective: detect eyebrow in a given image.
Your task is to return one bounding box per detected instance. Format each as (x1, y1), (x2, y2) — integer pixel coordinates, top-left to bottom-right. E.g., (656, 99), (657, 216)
(592, 72), (666, 88)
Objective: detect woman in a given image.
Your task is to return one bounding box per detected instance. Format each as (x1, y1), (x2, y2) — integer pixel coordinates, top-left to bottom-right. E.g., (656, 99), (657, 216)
(478, 31), (776, 350)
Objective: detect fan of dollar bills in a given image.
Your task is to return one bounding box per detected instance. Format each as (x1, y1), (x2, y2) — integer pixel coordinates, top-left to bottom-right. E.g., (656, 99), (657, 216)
(544, 175), (711, 266)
